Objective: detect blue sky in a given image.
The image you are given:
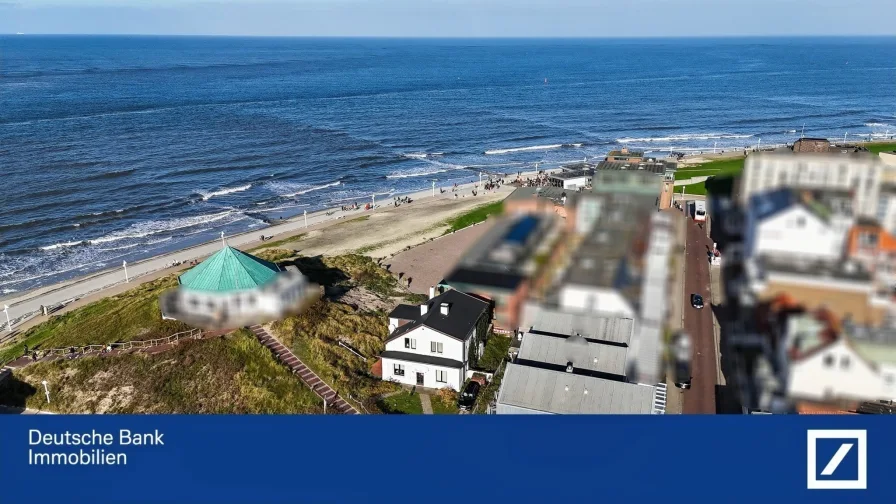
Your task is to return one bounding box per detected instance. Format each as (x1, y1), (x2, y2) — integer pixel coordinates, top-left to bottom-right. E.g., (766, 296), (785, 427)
(1, 0), (894, 37)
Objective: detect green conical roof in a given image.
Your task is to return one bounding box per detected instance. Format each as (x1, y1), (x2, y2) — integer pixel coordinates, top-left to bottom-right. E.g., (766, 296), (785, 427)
(178, 246), (281, 293)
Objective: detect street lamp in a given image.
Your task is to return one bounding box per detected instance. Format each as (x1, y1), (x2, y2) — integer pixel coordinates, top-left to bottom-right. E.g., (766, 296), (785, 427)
(122, 261), (129, 283)
(41, 380), (50, 403)
(3, 305), (10, 333)
(431, 180), (435, 197)
(371, 194), (375, 211)
(479, 172), (483, 188)
(304, 210), (308, 228)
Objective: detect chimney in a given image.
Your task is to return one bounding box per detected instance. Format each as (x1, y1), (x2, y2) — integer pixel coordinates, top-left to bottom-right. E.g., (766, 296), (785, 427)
(440, 302), (450, 316)
(429, 286), (436, 299)
(566, 361), (574, 373)
(420, 303), (428, 316)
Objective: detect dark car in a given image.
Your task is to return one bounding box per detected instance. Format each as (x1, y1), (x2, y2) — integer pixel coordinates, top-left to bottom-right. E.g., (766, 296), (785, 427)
(690, 294), (704, 309)
(671, 331), (692, 390)
(458, 381), (481, 410)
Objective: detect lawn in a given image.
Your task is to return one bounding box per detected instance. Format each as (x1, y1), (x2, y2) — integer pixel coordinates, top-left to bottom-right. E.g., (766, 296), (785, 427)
(674, 157), (745, 180)
(677, 182), (707, 196)
(866, 142), (896, 154)
(443, 201), (503, 234)
(377, 390), (423, 414)
(0, 330), (322, 414)
(0, 275), (190, 365)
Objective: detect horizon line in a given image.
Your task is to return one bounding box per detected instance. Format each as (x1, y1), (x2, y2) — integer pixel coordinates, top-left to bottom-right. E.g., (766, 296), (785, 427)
(3, 33), (895, 39)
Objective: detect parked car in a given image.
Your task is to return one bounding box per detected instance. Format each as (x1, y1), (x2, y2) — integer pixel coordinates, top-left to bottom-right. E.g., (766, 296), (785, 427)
(690, 293), (704, 309)
(671, 331), (692, 390)
(458, 381), (481, 410)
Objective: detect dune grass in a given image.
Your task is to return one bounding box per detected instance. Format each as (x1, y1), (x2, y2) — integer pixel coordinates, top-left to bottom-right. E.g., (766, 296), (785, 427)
(272, 299), (398, 412)
(443, 201), (503, 234)
(0, 330), (321, 414)
(0, 275), (190, 365)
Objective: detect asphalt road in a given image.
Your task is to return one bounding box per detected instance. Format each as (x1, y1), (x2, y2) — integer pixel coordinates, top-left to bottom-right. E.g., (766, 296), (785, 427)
(682, 218), (717, 414)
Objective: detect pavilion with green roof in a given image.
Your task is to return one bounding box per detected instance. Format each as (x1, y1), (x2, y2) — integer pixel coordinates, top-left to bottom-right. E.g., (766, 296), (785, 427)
(178, 246), (281, 293)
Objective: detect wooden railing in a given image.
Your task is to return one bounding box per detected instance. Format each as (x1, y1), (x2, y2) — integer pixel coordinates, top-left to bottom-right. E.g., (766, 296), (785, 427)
(25, 329), (203, 360)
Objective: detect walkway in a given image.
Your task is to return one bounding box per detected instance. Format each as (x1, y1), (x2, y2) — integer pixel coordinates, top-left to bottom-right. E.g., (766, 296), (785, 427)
(249, 324), (359, 415)
(420, 393), (433, 415)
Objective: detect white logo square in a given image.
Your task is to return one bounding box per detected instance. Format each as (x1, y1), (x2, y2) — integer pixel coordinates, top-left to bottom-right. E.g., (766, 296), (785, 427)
(807, 429), (867, 490)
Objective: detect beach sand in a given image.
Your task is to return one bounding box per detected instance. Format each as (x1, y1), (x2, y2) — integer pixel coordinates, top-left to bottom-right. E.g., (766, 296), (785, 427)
(2, 179), (516, 333)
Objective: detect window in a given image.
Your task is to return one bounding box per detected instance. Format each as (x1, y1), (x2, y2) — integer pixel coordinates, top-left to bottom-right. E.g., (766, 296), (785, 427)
(404, 338), (416, 350)
(840, 356), (850, 369)
(393, 364), (405, 377)
(823, 354), (834, 367)
(431, 341), (443, 354)
(795, 216), (806, 228)
(435, 370), (447, 383)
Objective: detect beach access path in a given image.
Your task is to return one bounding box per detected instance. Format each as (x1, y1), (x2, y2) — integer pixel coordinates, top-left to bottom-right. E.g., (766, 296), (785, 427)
(0, 175), (523, 332)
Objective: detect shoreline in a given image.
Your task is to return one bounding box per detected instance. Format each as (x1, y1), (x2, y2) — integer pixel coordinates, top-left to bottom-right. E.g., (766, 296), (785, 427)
(4, 137), (893, 327)
(0, 172), (525, 328)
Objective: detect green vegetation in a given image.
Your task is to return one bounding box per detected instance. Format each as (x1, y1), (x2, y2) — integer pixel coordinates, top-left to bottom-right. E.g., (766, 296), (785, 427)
(0, 330), (321, 414)
(248, 233), (305, 252)
(677, 182), (707, 196)
(272, 299), (398, 411)
(431, 388), (459, 414)
(253, 248), (298, 263)
(477, 334), (511, 373)
(473, 366), (504, 414)
(376, 390), (423, 414)
(0, 276), (190, 365)
(674, 157), (745, 179)
(443, 201), (503, 234)
(866, 142), (896, 154)
(292, 253), (422, 303)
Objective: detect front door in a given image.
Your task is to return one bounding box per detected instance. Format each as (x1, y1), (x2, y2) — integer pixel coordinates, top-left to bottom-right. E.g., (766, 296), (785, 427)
(416, 372), (424, 386)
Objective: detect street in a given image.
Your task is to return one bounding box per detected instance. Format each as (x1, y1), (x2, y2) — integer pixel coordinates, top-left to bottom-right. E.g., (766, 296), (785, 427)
(681, 218), (717, 414)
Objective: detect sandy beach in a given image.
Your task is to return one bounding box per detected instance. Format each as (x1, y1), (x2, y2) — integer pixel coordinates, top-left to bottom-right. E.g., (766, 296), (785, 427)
(5, 138), (893, 332)
(0, 174), (520, 331)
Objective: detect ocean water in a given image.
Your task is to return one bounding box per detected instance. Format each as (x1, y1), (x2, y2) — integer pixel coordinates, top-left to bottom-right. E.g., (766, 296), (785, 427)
(1, 36), (895, 293)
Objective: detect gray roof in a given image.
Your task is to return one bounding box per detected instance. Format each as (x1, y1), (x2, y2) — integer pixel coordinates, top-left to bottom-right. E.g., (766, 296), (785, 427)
(757, 254), (872, 282)
(505, 186), (573, 204)
(497, 363), (655, 414)
(561, 192), (657, 305)
(386, 289), (489, 342)
(596, 159), (675, 175)
(380, 351), (464, 369)
(517, 331), (628, 377)
(444, 213), (549, 293)
(522, 304), (633, 345)
(550, 169), (592, 180)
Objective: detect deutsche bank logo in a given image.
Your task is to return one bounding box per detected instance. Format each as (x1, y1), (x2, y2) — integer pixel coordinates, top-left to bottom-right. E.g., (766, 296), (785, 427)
(807, 430), (867, 490)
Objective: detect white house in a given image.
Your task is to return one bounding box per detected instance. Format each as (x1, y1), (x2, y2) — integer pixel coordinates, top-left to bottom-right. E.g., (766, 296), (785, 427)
(381, 289), (491, 391)
(743, 189), (848, 263)
(787, 338), (896, 403)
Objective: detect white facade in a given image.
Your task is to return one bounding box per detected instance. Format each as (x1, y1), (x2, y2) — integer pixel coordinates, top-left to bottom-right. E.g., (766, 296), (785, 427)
(787, 339), (896, 403)
(743, 205), (845, 262)
(558, 285), (636, 318)
(381, 325), (473, 391)
(741, 152), (886, 218)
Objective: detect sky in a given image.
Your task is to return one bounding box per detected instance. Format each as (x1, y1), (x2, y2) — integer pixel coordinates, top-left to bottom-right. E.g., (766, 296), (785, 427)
(1, 0), (895, 37)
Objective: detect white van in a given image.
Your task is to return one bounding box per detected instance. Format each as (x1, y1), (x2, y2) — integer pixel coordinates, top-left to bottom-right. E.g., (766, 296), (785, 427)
(694, 200), (706, 223)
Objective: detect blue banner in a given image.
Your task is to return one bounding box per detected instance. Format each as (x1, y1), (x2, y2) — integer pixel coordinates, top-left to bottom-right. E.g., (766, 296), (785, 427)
(0, 415), (889, 503)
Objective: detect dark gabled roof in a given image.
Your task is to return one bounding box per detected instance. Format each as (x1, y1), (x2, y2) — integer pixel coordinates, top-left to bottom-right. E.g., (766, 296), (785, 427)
(386, 289), (490, 343)
(380, 351), (464, 369)
(388, 304), (419, 320)
(443, 267), (524, 291)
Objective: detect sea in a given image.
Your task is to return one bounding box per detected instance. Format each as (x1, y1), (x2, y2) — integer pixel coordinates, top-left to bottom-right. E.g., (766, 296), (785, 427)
(1, 36), (895, 294)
